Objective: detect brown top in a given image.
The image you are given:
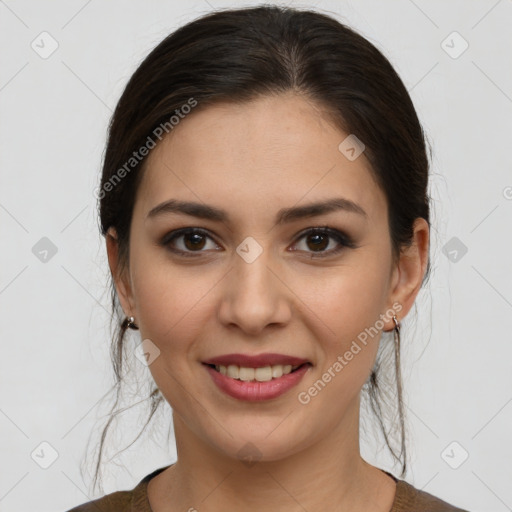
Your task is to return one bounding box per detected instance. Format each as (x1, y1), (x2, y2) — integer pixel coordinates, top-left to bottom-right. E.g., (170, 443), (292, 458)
(67, 465), (469, 512)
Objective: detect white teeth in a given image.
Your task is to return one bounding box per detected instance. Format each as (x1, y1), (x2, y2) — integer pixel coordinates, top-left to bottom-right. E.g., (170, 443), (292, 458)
(255, 366), (273, 382)
(226, 364), (239, 379)
(271, 365), (283, 378)
(213, 363), (301, 381)
(239, 367), (255, 381)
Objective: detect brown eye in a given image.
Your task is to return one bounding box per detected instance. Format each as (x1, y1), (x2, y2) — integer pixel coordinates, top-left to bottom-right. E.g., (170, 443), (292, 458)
(291, 227), (356, 257)
(183, 232), (207, 251)
(161, 228), (221, 257)
(305, 232), (329, 251)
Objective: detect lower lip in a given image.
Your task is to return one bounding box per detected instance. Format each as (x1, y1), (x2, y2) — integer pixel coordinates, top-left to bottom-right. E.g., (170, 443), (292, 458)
(204, 364), (311, 401)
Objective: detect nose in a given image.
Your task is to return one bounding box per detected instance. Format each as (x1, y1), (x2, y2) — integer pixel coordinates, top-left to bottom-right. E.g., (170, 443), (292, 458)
(217, 243), (292, 336)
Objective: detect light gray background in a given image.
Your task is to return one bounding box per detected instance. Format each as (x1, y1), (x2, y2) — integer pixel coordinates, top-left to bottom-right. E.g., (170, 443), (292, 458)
(1, 1), (511, 511)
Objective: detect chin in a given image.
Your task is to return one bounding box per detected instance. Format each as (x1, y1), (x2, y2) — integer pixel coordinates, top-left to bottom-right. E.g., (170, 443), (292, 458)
(206, 426), (311, 465)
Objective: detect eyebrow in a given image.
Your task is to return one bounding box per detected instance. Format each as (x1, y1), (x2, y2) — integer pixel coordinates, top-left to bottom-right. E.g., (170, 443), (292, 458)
(146, 197), (368, 224)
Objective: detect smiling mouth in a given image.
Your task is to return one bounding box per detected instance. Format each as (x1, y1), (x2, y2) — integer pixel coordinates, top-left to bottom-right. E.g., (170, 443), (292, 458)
(205, 362), (311, 382)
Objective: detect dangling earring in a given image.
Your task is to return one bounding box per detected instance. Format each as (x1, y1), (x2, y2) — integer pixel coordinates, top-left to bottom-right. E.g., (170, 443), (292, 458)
(392, 314), (407, 473)
(126, 316), (139, 330)
(392, 314), (401, 343)
(392, 314), (401, 381)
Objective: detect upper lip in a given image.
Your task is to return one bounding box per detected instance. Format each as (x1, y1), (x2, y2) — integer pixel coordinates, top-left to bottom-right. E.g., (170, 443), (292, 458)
(202, 353), (310, 367)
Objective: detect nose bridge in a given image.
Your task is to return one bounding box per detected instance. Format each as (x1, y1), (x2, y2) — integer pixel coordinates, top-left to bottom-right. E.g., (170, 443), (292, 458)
(218, 236), (289, 332)
(236, 240), (273, 296)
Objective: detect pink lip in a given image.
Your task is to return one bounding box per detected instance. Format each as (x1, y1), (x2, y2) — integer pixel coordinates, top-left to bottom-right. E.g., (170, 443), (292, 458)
(204, 363), (311, 401)
(202, 353), (309, 367)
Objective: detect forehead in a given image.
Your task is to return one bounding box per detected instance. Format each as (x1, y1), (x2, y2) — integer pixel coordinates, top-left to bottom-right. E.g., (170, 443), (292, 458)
(135, 93), (386, 225)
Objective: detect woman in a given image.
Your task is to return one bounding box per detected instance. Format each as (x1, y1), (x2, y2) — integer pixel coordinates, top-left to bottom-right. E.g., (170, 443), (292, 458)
(69, 5), (469, 511)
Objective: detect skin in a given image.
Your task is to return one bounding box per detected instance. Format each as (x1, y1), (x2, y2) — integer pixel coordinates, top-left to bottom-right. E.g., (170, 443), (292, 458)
(106, 92), (429, 512)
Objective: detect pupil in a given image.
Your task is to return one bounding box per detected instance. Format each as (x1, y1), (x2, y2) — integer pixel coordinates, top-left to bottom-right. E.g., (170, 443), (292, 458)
(185, 233), (205, 250)
(308, 233), (327, 251)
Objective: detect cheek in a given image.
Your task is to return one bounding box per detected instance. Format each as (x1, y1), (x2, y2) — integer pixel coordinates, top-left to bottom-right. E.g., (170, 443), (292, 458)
(301, 260), (387, 336)
(297, 260), (388, 380)
(130, 253), (218, 353)
(129, 259), (214, 406)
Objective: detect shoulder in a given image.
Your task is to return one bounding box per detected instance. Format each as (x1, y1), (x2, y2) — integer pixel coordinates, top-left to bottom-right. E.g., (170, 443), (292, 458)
(65, 465), (171, 512)
(394, 479), (469, 512)
(65, 489), (132, 511)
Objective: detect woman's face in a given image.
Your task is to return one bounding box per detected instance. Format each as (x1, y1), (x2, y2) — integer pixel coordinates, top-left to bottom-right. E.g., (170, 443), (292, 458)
(108, 93), (428, 463)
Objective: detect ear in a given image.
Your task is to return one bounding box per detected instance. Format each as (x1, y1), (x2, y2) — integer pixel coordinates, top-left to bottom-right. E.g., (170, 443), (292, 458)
(386, 217), (430, 331)
(106, 227), (136, 318)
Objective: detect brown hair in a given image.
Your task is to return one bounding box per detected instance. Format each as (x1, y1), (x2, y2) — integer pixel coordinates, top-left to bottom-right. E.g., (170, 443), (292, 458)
(90, 4), (431, 492)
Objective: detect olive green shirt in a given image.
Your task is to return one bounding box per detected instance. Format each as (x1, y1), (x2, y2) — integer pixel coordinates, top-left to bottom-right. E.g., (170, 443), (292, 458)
(67, 465), (469, 511)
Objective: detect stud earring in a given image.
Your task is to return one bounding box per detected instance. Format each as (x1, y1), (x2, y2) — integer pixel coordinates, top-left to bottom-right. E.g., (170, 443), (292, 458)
(126, 316), (139, 330)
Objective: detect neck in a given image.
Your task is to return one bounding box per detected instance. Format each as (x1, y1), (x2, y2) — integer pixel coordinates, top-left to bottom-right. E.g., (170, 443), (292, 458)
(150, 393), (395, 512)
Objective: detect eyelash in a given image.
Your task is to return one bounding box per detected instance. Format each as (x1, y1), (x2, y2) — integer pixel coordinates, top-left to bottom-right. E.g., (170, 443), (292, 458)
(160, 226), (357, 259)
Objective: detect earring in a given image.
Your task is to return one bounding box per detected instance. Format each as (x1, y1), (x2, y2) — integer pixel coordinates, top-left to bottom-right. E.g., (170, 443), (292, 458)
(126, 316), (139, 330)
(392, 314), (401, 336)
(392, 314), (401, 352)
(392, 314), (407, 471)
